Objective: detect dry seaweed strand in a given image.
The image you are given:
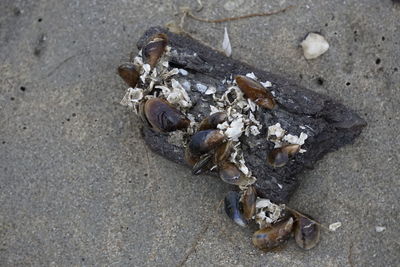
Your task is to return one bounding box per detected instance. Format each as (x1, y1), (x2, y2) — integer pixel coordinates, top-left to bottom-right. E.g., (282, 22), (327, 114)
(171, 5), (294, 55)
(184, 5), (294, 23)
(284, 206), (331, 232)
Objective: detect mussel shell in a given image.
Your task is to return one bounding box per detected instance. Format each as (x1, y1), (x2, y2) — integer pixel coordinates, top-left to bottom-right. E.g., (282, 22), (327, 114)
(224, 191), (247, 227)
(118, 63), (140, 88)
(242, 186), (257, 220)
(143, 33), (168, 68)
(235, 75), (276, 109)
(198, 112), (227, 131)
(254, 98), (276, 110)
(184, 147), (199, 166)
(213, 141), (233, 164)
(218, 161), (248, 186)
(267, 148), (289, 168)
(144, 98), (190, 132)
(294, 214), (320, 250)
(188, 130), (226, 156)
(267, 144), (300, 168)
(252, 217), (294, 251)
(192, 153), (214, 175)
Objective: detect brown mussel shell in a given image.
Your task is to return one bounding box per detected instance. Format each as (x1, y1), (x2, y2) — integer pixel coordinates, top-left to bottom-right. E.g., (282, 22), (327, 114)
(188, 130), (226, 156)
(241, 186), (257, 221)
(218, 161), (248, 186)
(294, 213), (320, 250)
(224, 191), (247, 227)
(184, 147), (199, 166)
(143, 33), (168, 68)
(267, 144), (301, 168)
(252, 216), (294, 251)
(213, 140), (233, 164)
(144, 98), (190, 132)
(192, 153), (214, 175)
(118, 63), (140, 88)
(198, 112), (227, 131)
(235, 75), (276, 109)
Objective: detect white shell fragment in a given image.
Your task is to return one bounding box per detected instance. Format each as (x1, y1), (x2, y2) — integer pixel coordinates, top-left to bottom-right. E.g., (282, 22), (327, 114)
(255, 198), (284, 227)
(209, 105), (221, 114)
(301, 32), (329, 59)
(222, 27), (232, 57)
(168, 79), (192, 108)
(268, 123), (286, 140)
(120, 87), (144, 108)
(283, 132), (308, 146)
(205, 86), (217, 95)
(260, 81), (272, 88)
(195, 83), (208, 93)
(249, 125), (260, 136)
(329, 222), (342, 231)
(375, 226), (386, 233)
(223, 118), (244, 141)
(179, 68), (188, 76)
(245, 72), (257, 80)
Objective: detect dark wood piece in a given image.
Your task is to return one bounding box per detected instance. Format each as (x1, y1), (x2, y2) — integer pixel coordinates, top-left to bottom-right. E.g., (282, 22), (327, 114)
(136, 27), (366, 204)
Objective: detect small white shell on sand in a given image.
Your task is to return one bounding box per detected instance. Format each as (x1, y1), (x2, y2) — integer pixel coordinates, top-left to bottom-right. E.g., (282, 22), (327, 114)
(301, 32), (329, 59)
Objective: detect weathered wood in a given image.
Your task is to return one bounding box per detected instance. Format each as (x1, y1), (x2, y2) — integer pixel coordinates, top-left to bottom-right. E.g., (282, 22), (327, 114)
(136, 27), (366, 204)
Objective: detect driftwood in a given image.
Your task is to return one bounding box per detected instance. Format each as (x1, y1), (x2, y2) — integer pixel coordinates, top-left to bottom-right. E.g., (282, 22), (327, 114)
(136, 27), (366, 204)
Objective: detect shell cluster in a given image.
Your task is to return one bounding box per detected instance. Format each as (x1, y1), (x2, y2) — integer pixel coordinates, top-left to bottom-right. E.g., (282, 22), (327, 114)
(119, 33), (320, 251)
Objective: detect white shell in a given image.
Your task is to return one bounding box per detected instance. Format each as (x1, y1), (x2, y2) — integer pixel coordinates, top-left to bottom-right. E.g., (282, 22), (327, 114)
(329, 222), (342, 231)
(301, 33), (329, 59)
(222, 27), (232, 57)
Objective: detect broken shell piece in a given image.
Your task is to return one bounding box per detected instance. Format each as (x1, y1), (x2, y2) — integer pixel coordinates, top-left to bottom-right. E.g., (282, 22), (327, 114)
(224, 191), (247, 227)
(222, 118), (245, 141)
(144, 98), (190, 132)
(143, 33), (168, 68)
(267, 144), (300, 168)
(252, 217), (294, 251)
(300, 32), (329, 60)
(294, 213), (320, 250)
(188, 130), (226, 156)
(198, 112), (228, 131)
(241, 186), (257, 221)
(267, 123), (286, 144)
(235, 75), (276, 109)
(120, 87), (144, 108)
(218, 161), (249, 186)
(329, 222), (342, 231)
(118, 63), (140, 88)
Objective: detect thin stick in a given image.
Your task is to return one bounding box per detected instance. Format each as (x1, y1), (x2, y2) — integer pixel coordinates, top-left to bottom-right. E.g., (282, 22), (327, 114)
(186, 5), (294, 23)
(284, 206), (332, 232)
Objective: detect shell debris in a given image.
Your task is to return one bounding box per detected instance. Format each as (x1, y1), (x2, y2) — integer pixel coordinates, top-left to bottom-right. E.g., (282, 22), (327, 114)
(329, 222), (342, 231)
